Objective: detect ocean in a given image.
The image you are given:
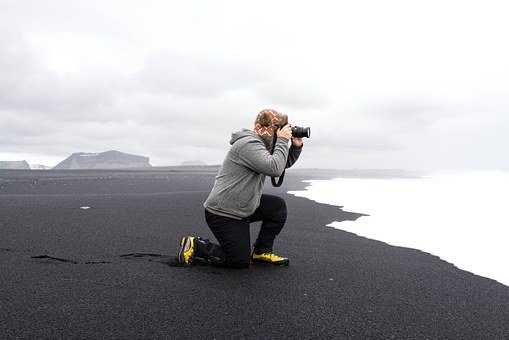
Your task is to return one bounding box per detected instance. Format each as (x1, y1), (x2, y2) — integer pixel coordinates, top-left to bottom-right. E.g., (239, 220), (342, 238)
(288, 171), (509, 286)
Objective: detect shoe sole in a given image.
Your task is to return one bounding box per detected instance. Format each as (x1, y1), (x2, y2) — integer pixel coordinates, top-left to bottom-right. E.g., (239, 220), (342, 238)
(177, 236), (193, 264)
(251, 258), (289, 266)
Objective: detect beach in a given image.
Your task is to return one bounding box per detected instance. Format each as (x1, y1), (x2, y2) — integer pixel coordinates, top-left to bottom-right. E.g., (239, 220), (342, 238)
(1, 169), (509, 339)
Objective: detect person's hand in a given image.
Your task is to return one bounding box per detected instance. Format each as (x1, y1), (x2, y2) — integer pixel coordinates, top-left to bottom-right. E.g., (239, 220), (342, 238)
(291, 137), (304, 147)
(276, 124), (292, 141)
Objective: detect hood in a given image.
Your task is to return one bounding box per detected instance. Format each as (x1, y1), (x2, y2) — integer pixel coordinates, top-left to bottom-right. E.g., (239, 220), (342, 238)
(230, 128), (273, 150)
(229, 128), (258, 145)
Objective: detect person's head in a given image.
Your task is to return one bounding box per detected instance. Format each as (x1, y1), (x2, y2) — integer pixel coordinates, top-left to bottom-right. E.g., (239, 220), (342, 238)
(253, 109), (288, 149)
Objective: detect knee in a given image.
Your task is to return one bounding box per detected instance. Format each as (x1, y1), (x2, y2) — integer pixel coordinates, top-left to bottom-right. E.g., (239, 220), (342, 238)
(227, 260), (250, 269)
(224, 248), (251, 269)
(226, 254), (250, 269)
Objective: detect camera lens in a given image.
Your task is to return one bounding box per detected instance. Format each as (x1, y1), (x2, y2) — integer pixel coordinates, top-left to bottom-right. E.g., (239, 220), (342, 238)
(291, 126), (311, 138)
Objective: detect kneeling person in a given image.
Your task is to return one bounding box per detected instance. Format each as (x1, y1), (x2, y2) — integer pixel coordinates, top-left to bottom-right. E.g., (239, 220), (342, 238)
(176, 109), (304, 268)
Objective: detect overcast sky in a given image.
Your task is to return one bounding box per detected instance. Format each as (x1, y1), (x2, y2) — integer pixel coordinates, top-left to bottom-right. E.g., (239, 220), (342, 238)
(1, 0), (508, 170)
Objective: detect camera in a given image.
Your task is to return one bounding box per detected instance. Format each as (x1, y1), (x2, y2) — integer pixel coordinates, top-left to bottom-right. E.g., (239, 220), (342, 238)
(270, 123), (310, 187)
(291, 126), (311, 138)
(274, 114), (310, 139)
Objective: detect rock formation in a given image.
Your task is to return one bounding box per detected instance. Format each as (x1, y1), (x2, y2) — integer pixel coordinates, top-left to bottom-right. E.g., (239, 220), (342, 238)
(53, 150), (152, 169)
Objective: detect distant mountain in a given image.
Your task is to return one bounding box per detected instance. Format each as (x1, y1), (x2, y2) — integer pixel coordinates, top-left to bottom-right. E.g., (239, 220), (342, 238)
(53, 150), (152, 169)
(30, 164), (52, 170)
(0, 160), (30, 169)
(180, 160), (207, 166)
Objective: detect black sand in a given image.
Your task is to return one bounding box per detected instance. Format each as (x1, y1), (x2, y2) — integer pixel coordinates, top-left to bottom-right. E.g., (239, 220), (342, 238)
(1, 169), (508, 339)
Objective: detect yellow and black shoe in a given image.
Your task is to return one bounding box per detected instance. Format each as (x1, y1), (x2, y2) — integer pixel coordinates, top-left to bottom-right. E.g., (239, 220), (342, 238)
(177, 236), (196, 265)
(251, 251), (289, 266)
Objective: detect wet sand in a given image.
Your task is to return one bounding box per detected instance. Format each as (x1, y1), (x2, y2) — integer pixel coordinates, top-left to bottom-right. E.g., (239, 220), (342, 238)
(1, 168), (508, 339)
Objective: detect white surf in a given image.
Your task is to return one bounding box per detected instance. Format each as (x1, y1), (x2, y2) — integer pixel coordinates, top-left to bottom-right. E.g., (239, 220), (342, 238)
(288, 171), (509, 287)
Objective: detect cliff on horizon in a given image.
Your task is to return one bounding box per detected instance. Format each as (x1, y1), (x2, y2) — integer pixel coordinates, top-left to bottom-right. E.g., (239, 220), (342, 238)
(0, 160), (30, 169)
(53, 150), (152, 169)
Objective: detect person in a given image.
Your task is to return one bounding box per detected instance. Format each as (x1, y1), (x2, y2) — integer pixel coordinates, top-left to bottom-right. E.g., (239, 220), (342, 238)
(175, 109), (303, 268)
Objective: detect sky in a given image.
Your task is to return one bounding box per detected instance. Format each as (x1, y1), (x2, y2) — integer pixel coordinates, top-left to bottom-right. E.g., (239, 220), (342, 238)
(1, 0), (508, 169)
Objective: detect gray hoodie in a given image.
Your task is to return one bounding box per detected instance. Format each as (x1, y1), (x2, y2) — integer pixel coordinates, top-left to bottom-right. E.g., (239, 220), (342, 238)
(203, 128), (302, 220)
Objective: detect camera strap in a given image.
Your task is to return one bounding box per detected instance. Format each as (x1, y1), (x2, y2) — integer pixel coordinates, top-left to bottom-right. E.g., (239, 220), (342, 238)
(269, 131), (285, 187)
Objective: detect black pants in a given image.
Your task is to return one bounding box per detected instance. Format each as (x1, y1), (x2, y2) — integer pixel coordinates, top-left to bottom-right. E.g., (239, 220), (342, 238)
(198, 194), (287, 269)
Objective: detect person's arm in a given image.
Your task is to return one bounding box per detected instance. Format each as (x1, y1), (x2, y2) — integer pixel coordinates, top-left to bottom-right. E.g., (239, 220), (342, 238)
(236, 137), (290, 177)
(286, 142), (303, 169)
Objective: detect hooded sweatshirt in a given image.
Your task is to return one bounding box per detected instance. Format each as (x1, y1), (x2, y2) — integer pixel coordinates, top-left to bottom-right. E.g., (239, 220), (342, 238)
(203, 128), (302, 220)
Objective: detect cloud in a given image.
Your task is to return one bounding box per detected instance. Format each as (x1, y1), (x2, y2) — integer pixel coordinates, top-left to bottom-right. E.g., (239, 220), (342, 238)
(135, 50), (265, 97)
(0, 34), (122, 121)
(1, 1), (509, 170)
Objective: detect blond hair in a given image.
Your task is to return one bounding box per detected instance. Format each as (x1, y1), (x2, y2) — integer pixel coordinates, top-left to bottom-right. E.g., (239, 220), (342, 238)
(254, 109), (288, 128)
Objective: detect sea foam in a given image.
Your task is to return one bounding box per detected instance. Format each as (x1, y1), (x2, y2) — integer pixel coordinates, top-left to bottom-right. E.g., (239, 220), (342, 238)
(288, 171), (509, 286)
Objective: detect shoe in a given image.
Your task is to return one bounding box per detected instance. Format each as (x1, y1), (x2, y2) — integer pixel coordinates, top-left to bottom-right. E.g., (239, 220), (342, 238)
(251, 251), (289, 266)
(177, 236), (196, 265)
